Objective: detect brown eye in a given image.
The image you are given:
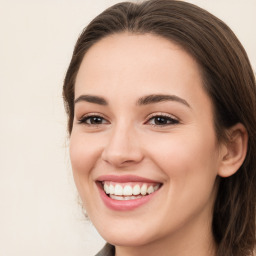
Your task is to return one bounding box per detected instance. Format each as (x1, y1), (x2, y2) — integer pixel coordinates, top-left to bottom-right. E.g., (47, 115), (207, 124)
(79, 115), (108, 125)
(147, 115), (179, 126)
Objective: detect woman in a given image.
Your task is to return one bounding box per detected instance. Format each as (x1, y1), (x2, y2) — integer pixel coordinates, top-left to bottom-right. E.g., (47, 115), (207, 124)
(63, 0), (256, 255)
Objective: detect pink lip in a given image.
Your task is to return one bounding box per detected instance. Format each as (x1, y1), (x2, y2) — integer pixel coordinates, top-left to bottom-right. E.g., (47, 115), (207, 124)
(96, 175), (161, 211)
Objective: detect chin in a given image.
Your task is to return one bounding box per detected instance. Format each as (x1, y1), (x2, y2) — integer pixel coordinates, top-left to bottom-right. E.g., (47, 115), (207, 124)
(94, 218), (164, 247)
(101, 231), (154, 247)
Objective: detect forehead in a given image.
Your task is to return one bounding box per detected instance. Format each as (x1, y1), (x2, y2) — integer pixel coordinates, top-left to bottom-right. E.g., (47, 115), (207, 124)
(75, 33), (202, 94)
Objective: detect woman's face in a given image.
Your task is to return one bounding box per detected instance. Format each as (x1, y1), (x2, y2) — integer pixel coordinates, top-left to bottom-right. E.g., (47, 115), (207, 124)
(70, 33), (224, 247)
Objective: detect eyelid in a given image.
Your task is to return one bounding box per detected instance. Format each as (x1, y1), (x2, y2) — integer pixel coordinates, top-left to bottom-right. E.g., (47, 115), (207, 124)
(145, 112), (180, 126)
(146, 112), (179, 121)
(77, 112), (110, 124)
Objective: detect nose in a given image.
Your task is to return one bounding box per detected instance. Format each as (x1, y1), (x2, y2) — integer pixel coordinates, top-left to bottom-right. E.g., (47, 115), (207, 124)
(101, 122), (144, 168)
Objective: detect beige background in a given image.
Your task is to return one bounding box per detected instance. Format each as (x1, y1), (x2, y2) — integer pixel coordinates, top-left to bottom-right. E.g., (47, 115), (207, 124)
(0, 1), (255, 255)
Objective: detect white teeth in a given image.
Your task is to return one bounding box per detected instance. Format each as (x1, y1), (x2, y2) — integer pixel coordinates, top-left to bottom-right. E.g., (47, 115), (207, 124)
(110, 195), (142, 200)
(147, 185), (154, 194)
(109, 184), (115, 195)
(103, 182), (161, 198)
(123, 185), (133, 196)
(115, 184), (123, 196)
(133, 185), (141, 195)
(104, 183), (110, 194)
(141, 184), (147, 195)
(154, 184), (160, 191)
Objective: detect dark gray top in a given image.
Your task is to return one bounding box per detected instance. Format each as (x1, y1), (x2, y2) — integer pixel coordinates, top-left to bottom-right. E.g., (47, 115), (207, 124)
(95, 243), (115, 256)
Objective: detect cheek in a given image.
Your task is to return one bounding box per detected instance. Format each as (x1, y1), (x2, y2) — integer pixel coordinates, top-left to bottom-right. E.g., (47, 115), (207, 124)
(69, 133), (106, 212)
(69, 133), (101, 173)
(147, 132), (219, 219)
(145, 130), (219, 186)
(69, 133), (103, 198)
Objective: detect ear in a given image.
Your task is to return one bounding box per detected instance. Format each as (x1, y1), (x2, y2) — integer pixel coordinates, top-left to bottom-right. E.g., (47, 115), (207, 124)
(218, 123), (248, 178)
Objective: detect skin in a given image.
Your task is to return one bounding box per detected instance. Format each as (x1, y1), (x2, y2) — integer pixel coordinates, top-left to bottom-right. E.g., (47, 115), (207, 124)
(69, 33), (246, 256)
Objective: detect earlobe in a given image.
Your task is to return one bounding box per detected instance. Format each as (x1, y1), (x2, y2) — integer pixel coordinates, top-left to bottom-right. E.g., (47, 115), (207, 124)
(218, 123), (248, 178)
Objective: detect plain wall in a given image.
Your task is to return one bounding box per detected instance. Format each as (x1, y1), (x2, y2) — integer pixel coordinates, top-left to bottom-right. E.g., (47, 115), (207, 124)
(0, 1), (255, 255)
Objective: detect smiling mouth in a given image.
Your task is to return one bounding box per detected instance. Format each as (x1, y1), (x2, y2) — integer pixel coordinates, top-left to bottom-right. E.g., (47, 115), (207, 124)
(101, 181), (162, 201)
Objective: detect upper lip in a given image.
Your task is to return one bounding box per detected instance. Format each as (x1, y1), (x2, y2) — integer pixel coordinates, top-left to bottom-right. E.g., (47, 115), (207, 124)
(97, 174), (162, 183)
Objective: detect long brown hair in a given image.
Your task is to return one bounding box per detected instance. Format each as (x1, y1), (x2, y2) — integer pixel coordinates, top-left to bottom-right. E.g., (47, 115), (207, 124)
(63, 1), (256, 255)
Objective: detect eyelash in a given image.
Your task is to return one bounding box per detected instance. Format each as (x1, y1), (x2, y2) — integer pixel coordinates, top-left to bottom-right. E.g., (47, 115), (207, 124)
(145, 113), (179, 126)
(77, 113), (179, 127)
(78, 113), (108, 126)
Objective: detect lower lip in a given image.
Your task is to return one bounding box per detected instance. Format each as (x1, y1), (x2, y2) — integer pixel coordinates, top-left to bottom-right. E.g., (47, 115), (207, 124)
(96, 183), (159, 211)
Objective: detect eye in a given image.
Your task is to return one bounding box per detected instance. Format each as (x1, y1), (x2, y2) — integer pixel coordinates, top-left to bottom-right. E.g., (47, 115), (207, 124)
(146, 114), (179, 126)
(78, 115), (109, 125)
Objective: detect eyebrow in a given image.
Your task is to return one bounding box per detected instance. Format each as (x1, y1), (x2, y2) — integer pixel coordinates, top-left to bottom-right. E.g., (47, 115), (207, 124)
(74, 95), (108, 105)
(137, 94), (191, 108)
(74, 94), (190, 108)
